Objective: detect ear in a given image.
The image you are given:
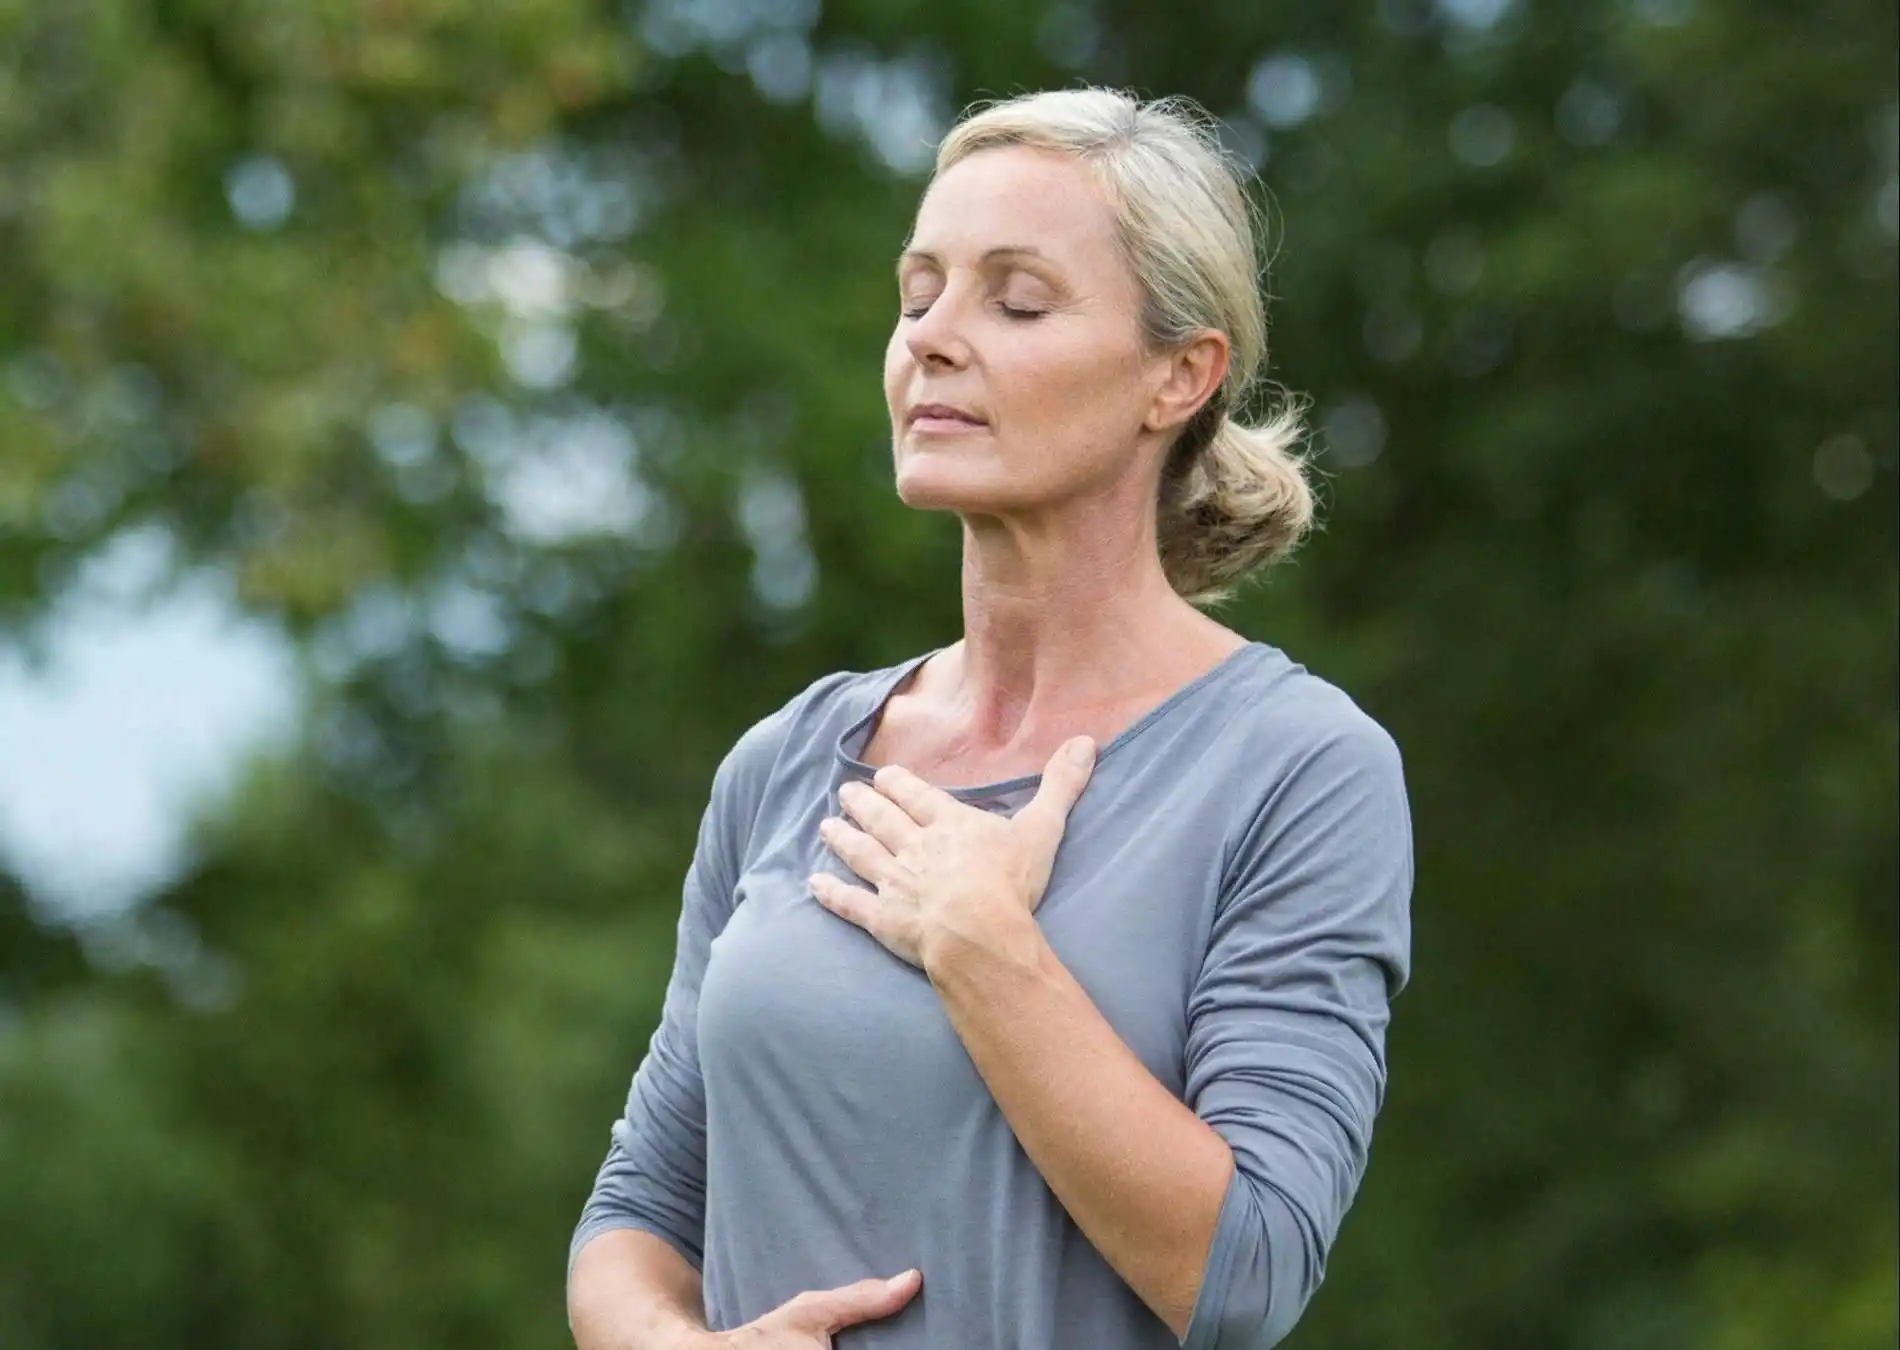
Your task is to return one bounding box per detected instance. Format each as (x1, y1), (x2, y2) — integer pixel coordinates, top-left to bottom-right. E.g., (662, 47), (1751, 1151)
(1143, 330), (1231, 436)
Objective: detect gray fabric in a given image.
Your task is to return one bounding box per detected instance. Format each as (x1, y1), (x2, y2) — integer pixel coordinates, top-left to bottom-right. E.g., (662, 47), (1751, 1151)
(571, 643), (1413, 1348)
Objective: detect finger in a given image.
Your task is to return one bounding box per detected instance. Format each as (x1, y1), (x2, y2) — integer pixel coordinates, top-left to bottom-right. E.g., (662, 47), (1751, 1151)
(817, 817), (895, 885)
(871, 763), (958, 826)
(808, 872), (882, 932)
(785, 1270), (922, 1332)
(838, 779), (921, 850)
(1016, 736), (1096, 840)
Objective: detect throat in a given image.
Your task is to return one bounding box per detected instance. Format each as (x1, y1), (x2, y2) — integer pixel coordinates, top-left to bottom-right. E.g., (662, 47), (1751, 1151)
(859, 637), (1249, 789)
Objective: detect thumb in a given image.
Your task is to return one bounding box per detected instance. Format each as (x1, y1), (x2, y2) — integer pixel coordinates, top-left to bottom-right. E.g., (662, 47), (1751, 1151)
(796, 1270), (922, 1332)
(1020, 736), (1096, 835)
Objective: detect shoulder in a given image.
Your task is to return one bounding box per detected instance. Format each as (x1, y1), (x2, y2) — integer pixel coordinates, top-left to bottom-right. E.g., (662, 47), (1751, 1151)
(709, 653), (926, 815)
(1213, 645), (1410, 840)
(1228, 645), (1404, 777)
(1209, 648), (1414, 986)
(691, 656), (923, 885)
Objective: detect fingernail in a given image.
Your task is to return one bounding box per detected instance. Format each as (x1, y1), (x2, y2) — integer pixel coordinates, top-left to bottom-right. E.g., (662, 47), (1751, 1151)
(1067, 738), (1095, 766)
(887, 1270), (917, 1292)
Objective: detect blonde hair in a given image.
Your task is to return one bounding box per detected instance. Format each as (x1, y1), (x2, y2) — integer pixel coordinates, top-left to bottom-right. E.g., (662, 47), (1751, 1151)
(935, 88), (1314, 605)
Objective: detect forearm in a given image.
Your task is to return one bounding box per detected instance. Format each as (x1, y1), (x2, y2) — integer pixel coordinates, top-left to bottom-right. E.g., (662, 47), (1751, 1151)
(924, 915), (1234, 1338)
(568, 1229), (710, 1350)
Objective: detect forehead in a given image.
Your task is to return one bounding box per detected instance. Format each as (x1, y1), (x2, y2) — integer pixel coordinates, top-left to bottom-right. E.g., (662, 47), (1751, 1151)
(907, 146), (1126, 274)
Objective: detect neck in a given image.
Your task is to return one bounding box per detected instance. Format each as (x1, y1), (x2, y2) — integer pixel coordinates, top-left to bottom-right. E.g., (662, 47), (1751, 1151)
(943, 501), (1232, 748)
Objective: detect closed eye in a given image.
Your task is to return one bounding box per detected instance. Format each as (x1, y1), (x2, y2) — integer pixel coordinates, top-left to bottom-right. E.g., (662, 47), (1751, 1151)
(897, 299), (1049, 321)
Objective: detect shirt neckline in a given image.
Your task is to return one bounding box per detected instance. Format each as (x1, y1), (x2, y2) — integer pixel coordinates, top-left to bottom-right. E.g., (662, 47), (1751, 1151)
(833, 641), (1268, 801)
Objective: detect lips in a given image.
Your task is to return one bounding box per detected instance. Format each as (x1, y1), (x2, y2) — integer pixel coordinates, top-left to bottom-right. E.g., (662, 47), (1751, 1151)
(907, 403), (986, 427)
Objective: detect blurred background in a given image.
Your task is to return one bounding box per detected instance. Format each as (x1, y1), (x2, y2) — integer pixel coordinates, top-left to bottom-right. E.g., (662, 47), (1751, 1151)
(0, 1), (1894, 1346)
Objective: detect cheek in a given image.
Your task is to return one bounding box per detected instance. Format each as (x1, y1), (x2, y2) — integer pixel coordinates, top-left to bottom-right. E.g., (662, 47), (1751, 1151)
(1002, 332), (1144, 435)
(883, 332), (911, 411)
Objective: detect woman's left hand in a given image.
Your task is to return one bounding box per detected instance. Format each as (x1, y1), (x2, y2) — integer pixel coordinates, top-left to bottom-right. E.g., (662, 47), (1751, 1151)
(811, 737), (1099, 971)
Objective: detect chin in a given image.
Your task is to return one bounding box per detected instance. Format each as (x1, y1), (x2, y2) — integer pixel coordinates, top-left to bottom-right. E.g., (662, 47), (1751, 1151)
(892, 449), (1020, 513)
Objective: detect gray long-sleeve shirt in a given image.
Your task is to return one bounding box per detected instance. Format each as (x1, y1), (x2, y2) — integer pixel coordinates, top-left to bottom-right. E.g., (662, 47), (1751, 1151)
(572, 642), (1413, 1349)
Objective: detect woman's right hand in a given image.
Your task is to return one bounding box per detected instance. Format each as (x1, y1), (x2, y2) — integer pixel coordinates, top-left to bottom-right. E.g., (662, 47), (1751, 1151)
(691, 1270), (922, 1348)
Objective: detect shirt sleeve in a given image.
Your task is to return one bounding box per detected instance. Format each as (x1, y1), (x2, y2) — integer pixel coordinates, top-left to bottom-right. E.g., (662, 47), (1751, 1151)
(1180, 716), (1414, 1350)
(567, 708), (792, 1277)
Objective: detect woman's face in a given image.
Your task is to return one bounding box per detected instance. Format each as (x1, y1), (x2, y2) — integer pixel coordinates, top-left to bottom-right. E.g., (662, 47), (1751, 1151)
(884, 146), (1172, 519)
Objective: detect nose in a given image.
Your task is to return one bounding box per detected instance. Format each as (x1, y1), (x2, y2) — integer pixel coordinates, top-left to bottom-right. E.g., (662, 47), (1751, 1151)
(904, 285), (972, 371)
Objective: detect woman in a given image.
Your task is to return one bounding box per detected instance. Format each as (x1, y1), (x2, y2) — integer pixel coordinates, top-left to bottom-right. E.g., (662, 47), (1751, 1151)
(567, 88), (1412, 1350)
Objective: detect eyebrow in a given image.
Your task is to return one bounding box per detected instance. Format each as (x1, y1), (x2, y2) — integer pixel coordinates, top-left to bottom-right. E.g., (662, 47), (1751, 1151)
(896, 245), (1056, 272)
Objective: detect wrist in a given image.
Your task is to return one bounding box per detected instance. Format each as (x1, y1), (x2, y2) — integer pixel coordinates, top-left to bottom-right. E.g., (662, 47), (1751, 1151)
(922, 904), (1047, 987)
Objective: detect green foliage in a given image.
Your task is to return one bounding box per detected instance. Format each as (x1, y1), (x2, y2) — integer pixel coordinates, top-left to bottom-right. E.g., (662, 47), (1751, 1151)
(1, 0), (1893, 1346)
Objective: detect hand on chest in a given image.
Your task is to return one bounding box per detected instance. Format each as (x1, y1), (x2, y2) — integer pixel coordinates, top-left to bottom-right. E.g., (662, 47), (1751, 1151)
(701, 769), (1225, 1103)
